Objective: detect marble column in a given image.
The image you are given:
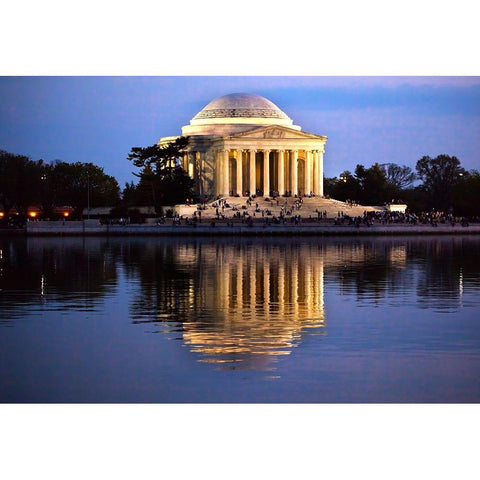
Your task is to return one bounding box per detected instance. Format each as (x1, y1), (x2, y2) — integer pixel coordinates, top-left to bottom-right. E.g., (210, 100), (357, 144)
(278, 150), (285, 196)
(223, 149), (230, 196)
(216, 150), (225, 195)
(216, 151), (221, 196)
(249, 149), (256, 196)
(305, 150), (311, 195)
(236, 149), (243, 196)
(291, 150), (298, 196)
(198, 151), (205, 195)
(313, 150), (319, 195)
(263, 149), (270, 196)
(188, 152), (195, 179)
(318, 149), (324, 197)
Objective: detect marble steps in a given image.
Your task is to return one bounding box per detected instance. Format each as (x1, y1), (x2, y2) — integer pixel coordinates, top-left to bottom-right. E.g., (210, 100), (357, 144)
(200, 196), (383, 220)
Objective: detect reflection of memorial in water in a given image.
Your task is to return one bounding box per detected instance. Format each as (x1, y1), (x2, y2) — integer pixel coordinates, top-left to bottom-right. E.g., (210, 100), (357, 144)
(162, 242), (326, 368)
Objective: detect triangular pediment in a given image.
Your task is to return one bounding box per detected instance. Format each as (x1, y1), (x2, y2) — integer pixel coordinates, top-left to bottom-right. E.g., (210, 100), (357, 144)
(227, 125), (327, 141)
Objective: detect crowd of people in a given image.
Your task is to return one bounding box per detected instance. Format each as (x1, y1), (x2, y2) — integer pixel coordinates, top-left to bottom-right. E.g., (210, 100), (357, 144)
(101, 195), (477, 228)
(332, 209), (472, 228)
(165, 201), (475, 228)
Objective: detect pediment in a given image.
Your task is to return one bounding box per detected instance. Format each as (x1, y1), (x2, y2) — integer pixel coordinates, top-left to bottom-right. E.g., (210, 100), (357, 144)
(227, 125), (326, 141)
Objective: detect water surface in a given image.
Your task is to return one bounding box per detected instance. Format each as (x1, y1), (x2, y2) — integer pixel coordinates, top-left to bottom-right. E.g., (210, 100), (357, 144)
(1, 235), (479, 402)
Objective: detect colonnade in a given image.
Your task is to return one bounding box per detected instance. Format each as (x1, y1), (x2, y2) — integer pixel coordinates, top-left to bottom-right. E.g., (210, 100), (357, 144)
(214, 148), (324, 198)
(180, 146), (324, 199)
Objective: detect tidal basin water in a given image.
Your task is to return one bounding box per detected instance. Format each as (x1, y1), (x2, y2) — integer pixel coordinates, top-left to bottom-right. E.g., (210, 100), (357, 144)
(1, 235), (480, 403)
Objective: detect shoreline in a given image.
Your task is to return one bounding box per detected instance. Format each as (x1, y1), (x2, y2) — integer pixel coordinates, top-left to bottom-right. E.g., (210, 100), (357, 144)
(11, 220), (480, 237)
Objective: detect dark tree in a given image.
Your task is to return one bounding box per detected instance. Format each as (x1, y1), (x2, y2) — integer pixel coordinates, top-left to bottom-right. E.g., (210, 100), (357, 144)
(354, 163), (390, 205)
(121, 181), (138, 205)
(46, 161), (120, 218)
(338, 170), (361, 201)
(127, 137), (194, 212)
(415, 155), (464, 211)
(0, 150), (46, 217)
(452, 170), (480, 217)
(127, 137), (189, 171)
(1, 150), (122, 219)
(325, 170), (361, 202)
(381, 163), (417, 191)
(323, 177), (339, 198)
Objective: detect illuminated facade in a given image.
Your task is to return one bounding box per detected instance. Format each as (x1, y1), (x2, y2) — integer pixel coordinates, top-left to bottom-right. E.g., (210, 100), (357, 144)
(160, 93), (327, 198)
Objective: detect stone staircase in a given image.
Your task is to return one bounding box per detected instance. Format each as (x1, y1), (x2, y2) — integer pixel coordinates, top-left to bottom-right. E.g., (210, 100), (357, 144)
(177, 196), (384, 220)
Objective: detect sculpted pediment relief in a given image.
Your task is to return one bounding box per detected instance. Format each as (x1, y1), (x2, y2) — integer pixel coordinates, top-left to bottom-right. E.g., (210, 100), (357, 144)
(228, 125), (326, 141)
(262, 127), (286, 139)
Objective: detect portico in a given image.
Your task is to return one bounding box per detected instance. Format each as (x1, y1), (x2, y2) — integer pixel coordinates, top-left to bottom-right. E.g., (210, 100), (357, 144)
(212, 135), (325, 197)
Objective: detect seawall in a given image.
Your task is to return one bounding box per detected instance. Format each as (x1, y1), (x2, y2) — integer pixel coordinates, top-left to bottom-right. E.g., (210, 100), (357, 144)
(24, 220), (480, 237)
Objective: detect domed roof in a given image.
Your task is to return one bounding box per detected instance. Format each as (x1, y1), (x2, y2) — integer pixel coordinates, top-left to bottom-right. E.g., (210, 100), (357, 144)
(192, 93), (291, 121)
(182, 92), (300, 135)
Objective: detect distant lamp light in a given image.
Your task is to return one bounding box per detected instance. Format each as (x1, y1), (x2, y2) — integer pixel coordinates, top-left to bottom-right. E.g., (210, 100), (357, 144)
(0, 212), (4, 218)
(63, 212), (69, 217)
(29, 211), (37, 218)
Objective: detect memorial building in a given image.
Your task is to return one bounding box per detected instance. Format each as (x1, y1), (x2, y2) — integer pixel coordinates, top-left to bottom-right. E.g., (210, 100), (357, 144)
(159, 93), (327, 198)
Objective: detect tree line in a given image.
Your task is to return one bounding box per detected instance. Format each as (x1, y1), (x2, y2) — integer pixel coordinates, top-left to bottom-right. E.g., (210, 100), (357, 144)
(1, 142), (479, 222)
(325, 155), (480, 217)
(0, 151), (120, 220)
(0, 141), (195, 222)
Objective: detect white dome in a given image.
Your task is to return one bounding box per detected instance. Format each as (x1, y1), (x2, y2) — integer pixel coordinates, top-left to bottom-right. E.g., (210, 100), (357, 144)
(192, 93), (291, 121)
(182, 93), (300, 136)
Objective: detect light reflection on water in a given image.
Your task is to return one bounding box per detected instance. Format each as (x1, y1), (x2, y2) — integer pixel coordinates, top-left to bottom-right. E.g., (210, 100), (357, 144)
(123, 240), (327, 368)
(1, 235), (480, 402)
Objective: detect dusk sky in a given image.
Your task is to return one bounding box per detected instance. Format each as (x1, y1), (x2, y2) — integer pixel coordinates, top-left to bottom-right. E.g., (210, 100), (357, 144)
(1, 76), (479, 189)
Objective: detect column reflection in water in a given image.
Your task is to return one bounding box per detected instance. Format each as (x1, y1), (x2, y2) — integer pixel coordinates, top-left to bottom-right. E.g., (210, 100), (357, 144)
(131, 241), (326, 369)
(185, 242), (325, 367)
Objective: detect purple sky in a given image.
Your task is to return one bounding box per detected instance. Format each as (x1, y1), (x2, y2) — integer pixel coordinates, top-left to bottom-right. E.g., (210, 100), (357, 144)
(1, 76), (479, 188)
